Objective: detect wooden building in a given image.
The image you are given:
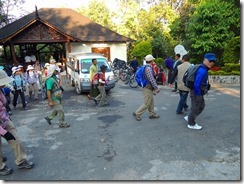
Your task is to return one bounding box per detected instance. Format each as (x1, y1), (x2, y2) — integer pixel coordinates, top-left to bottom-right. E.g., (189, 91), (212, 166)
(0, 7), (133, 69)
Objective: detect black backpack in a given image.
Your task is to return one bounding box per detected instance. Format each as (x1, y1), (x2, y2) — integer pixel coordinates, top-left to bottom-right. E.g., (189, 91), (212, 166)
(182, 64), (201, 89)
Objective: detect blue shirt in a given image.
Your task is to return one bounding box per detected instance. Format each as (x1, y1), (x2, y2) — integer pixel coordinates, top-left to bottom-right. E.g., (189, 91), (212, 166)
(194, 64), (208, 96)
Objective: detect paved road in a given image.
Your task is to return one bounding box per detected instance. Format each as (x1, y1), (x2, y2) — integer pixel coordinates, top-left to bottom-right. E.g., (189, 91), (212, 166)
(0, 77), (240, 180)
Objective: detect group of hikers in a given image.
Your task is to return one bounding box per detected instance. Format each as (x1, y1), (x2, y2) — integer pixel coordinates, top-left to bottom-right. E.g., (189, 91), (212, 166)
(132, 52), (216, 132)
(0, 51), (216, 176)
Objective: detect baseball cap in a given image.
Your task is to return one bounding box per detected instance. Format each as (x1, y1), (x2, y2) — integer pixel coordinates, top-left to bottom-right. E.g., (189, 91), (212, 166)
(204, 53), (216, 62)
(145, 54), (155, 62)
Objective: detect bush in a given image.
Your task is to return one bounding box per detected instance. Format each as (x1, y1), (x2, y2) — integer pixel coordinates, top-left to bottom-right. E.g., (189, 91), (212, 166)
(209, 70), (240, 76)
(155, 58), (165, 69)
(221, 63), (240, 73)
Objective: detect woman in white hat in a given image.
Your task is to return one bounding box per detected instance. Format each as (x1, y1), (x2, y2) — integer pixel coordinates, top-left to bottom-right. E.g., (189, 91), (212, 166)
(11, 67), (28, 110)
(26, 65), (39, 100)
(0, 70), (34, 176)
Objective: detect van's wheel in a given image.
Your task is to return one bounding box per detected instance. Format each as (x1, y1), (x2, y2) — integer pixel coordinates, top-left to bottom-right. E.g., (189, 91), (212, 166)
(75, 83), (82, 94)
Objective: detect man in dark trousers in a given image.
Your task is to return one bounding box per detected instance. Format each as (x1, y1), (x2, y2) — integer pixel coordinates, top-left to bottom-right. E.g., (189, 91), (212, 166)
(171, 54), (182, 92)
(184, 53), (216, 130)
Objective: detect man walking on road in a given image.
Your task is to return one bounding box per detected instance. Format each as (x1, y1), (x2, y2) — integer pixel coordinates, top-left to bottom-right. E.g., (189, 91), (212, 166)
(169, 54), (191, 114)
(44, 65), (70, 128)
(133, 54), (160, 121)
(185, 53), (216, 130)
(88, 58), (99, 100)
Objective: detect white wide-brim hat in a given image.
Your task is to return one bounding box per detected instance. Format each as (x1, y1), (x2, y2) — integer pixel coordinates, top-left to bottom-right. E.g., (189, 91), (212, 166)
(27, 65), (35, 71)
(46, 65), (60, 79)
(0, 70), (14, 86)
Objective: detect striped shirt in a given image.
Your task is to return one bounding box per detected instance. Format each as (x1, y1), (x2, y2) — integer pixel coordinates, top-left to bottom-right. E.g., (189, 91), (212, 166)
(145, 65), (158, 90)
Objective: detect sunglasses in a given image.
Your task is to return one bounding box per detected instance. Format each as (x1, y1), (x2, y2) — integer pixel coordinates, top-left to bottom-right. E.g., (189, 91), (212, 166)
(209, 60), (215, 63)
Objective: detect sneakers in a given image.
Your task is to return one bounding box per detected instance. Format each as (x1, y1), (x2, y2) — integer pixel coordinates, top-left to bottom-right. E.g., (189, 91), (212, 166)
(23, 107), (28, 110)
(149, 114), (160, 119)
(18, 160), (34, 169)
(184, 116), (188, 122)
(59, 123), (70, 128)
(7, 111), (12, 115)
(187, 123), (202, 130)
(171, 89), (177, 92)
(94, 99), (98, 105)
(132, 112), (141, 121)
(0, 165), (13, 176)
(44, 117), (52, 125)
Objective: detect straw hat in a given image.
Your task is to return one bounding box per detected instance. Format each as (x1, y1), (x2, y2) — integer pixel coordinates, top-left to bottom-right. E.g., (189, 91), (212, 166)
(27, 65), (34, 71)
(0, 70), (14, 86)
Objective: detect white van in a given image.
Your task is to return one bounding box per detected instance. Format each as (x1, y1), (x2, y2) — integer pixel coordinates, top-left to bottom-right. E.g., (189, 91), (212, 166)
(66, 53), (115, 94)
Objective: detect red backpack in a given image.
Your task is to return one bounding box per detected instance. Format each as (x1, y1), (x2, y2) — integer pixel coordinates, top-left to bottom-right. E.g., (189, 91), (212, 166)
(92, 72), (102, 85)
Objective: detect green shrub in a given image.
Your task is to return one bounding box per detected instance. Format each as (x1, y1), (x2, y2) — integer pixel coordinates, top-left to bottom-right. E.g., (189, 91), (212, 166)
(221, 63), (240, 73)
(223, 36), (240, 64)
(209, 70), (240, 76)
(155, 58), (165, 69)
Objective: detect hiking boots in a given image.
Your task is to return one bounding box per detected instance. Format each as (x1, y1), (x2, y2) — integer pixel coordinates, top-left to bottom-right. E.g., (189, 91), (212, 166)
(18, 160), (34, 169)
(149, 114), (160, 119)
(44, 117), (52, 125)
(0, 165), (13, 176)
(133, 112), (141, 121)
(59, 123), (70, 128)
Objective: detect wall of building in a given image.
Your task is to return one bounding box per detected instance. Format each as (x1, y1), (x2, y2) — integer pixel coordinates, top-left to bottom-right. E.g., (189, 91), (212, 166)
(66, 42), (128, 62)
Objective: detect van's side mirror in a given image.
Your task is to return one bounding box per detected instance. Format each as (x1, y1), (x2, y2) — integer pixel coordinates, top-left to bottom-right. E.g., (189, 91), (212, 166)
(75, 69), (79, 73)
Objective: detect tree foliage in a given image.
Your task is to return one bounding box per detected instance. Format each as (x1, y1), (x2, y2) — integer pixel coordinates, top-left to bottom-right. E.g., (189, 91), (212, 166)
(186, 0), (240, 64)
(131, 40), (152, 64)
(0, 0), (25, 28)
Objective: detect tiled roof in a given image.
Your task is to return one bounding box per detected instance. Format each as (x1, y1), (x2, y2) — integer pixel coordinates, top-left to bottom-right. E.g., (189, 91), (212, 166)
(0, 8), (133, 43)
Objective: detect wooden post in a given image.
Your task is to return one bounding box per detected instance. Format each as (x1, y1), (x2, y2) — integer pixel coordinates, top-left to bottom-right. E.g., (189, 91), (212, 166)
(10, 41), (18, 66)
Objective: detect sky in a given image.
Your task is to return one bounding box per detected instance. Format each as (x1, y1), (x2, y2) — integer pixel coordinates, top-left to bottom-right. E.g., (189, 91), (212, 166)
(12, 0), (116, 18)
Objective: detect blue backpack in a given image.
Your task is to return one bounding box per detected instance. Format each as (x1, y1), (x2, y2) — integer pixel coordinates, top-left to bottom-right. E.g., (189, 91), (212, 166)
(135, 65), (149, 87)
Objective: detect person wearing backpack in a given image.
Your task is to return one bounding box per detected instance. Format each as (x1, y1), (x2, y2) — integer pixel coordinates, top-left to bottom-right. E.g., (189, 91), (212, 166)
(184, 53), (216, 130)
(11, 67), (28, 110)
(26, 65), (39, 100)
(44, 65), (69, 128)
(171, 54), (182, 92)
(133, 54), (160, 121)
(169, 54), (191, 114)
(93, 65), (109, 107)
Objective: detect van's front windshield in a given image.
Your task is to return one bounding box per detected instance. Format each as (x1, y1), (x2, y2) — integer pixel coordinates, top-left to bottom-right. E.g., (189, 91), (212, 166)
(80, 58), (111, 73)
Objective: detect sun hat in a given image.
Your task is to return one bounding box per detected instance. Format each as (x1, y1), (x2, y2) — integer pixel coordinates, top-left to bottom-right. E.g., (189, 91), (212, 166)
(44, 63), (50, 68)
(46, 65), (60, 79)
(18, 65), (24, 68)
(26, 65), (35, 71)
(145, 54), (155, 62)
(204, 53), (216, 62)
(0, 70), (14, 86)
(12, 66), (20, 74)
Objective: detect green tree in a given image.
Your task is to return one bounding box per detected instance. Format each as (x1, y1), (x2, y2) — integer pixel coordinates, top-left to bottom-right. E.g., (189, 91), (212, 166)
(0, 0), (25, 28)
(186, 0), (240, 64)
(131, 40), (152, 64)
(76, 0), (115, 29)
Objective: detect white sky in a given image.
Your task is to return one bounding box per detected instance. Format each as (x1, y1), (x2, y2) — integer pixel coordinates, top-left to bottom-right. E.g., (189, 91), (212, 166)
(12, 0), (116, 17)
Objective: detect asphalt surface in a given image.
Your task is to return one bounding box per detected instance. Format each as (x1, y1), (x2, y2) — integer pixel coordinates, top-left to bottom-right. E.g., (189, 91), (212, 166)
(0, 76), (240, 181)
